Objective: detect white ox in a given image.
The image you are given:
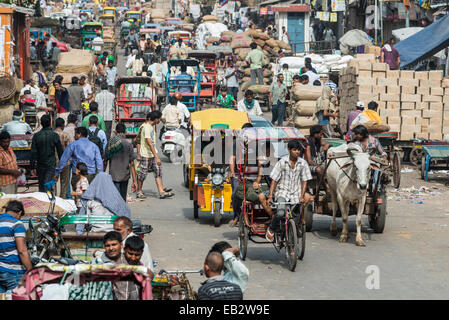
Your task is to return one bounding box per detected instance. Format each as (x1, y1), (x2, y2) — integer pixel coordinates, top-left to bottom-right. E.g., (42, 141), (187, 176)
(325, 143), (380, 246)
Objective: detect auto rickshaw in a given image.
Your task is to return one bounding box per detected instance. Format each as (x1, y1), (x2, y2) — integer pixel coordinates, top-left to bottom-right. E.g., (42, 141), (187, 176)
(99, 15), (116, 28)
(125, 11), (142, 26)
(102, 6), (116, 18)
(185, 109), (250, 227)
(168, 31), (192, 48)
(82, 22), (103, 50)
(140, 28), (161, 40)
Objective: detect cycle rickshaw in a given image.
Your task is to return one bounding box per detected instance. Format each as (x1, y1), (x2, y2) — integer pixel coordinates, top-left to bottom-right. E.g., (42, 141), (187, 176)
(237, 127), (307, 271)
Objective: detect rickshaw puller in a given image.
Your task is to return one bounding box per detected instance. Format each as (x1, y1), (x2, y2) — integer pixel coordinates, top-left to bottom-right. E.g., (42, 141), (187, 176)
(266, 140), (313, 242)
(305, 125), (330, 181)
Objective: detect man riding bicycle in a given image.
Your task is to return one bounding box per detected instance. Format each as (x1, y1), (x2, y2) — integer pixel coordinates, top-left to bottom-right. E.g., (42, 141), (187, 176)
(266, 140), (313, 242)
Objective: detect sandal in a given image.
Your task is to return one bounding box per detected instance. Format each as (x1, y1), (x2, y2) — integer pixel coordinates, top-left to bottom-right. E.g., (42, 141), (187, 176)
(163, 187), (172, 193)
(137, 192), (147, 199)
(265, 228), (275, 242)
(228, 219), (238, 227)
(159, 191), (174, 199)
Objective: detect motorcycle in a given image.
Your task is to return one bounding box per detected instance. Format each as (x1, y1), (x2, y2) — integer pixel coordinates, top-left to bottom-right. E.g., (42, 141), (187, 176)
(207, 166), (230, 227)
(125, 39), (138, 56)
(161, 124), (189, 163)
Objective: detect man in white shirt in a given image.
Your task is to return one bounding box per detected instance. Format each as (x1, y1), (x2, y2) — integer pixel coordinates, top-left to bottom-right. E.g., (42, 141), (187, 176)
(34, 83), (52, 132)
(161, 96), (182, 129)
(79, 76), (93, 103)
(237, 89), (263, 116)
(20, 79), (39, 97)
(113, 216), (154, 271)
(144, 11), (151, 24)
(94, 82), (115, 140)
(174, 92), (190, 127)
(174, 38), (186, 49)
(305, 70), (320, 86)
(125, 49), (137, 70)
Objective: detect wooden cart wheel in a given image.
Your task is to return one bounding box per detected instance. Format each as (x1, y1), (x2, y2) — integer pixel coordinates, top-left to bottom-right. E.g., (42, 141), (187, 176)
(409, 148), (423, 166)
(369, 191), (387, 233)
(421, 155), (426, 180)
(392, 151), (401, 189)
(238, 214), (248, 260)
(297, 222), (306, 261)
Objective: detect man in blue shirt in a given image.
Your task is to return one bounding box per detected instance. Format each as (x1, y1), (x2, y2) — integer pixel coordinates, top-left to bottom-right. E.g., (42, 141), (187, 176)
(87, 116), (107, 154)
(176, 65), (193, 93)
(54, 126), (103, 191)
(0, 200), (32, 293)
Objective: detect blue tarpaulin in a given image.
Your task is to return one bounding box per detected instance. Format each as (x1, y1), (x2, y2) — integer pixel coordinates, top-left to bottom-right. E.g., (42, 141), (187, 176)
(395, 14), (449, 68)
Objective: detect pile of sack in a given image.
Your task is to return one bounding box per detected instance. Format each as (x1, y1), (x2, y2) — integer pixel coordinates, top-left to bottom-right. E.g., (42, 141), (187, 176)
(151, 9), (166, 24)
(55, 49), (95, 85)
(289, 83), (322, 131)
(195, 22), (228, 50)
(215, 30), (292, 92)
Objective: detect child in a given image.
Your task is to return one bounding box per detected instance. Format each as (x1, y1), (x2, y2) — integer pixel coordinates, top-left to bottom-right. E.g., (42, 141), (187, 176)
(71, 162), (89, 212)
(217, 86), (237, 109)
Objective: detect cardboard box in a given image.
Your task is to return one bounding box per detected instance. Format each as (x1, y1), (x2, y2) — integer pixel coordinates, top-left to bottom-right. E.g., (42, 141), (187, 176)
(399, 79), (420, 87)
(380, 93), (400, 102)
(386, 101), (401, 109)
(387, 86), (401, 94)
(355, 53), (376, 61)
(372, 63), (388, 72)
(430, 87), (444, 96)
(358, 93), (378, 101)
(401, 102), (415, 110)
(386, 70), (400, 78)
(373, 85), (386, 94)
(358, 85), (372, 94)
(401, 86), (416, 94)
(445, 88), (449, 95)
(422, 119), (429, 126)
(422, 110), (442, 118)
(416, 102), (429, 110)
(427, 80), (442, 87)
(372, 71), (386, 79)
(388, 124), (401, 131)
(401, 116), (416, 125)
(400, 70), (415, 79)
(364, 45), (381, 56)
(428, 70), (443, 81)
(414, 71), (428, 81)
(429, 118), (442, 127)
(429, 132), (443, 140)
(417, 87), (430, 95)
(422, 95), (443, 102)
(429, 102), (443, 110)
(387, 116), (401, 125)
(416, 132), (429, 139)
(443, 95), (449, 104)
(401, 94), (422, 103)
(401, 110), (422, 118)
(356, 77), (374, 86)
(377, 78), (398, 86)
(379, 108), (400, 117)
(358, 70), (372, 78)
(400, 132), (415, 140)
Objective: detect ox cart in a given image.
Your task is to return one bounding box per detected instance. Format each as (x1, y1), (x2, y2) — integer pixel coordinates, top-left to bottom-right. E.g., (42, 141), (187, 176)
(305, 141), (389, 239)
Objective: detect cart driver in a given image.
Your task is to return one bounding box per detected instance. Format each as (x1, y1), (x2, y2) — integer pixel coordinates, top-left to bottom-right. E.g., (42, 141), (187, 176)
(304, 125), (330, 181)
(176, 65), (193, 93)
(351, 125), (388, 191)
(266, 140), (313, 242)
(235, 142), (276, 225)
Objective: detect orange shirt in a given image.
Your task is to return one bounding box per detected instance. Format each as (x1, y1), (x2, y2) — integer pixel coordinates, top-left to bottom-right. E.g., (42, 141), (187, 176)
(0, 147), (18, 186)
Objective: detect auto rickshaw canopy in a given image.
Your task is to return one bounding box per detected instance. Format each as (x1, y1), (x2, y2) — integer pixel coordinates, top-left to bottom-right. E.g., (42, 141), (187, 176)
(191, 109), (250, 131)
(240, 127), (306, 142)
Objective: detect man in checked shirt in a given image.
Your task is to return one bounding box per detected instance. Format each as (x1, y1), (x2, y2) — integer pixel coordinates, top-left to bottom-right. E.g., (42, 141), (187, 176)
(266, 139), (314, 242)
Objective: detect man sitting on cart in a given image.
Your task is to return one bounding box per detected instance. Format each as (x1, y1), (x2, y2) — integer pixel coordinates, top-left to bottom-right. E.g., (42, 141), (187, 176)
(304, 125), (330, 181)
(235, 142), (276, 226)
(351, 125), (388, 190)
(176, 65), (193, 93)
(266, 140), (313, 242)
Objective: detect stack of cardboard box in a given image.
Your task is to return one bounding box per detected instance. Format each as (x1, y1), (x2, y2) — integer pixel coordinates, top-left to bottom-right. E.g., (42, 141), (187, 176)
(339, 59), (449, 140)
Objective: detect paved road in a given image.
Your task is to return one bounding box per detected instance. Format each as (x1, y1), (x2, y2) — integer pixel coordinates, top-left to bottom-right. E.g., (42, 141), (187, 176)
(117, 49), (449, 299)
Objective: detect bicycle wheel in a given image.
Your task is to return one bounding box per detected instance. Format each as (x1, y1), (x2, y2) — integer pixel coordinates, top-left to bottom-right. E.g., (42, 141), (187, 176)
(285, 219), (298, 271)
(238, 214), (248, 260)
(297, 222), (306, 260)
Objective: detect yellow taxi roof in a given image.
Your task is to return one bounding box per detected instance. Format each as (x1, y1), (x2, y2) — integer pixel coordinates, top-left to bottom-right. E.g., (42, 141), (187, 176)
(191, 109), (250, 130)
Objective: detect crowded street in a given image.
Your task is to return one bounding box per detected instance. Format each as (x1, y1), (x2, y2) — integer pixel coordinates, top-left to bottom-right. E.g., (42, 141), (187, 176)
(0, 0), (448, 303)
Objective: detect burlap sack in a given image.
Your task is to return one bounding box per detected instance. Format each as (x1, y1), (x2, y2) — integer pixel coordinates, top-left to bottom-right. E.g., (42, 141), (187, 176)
(220, 35), (233, 42)
(294, 116), (317, 128)
(276, 40), (290, 50)
(248, 84), (270, 94)
(221, 31), (235, 37)
(246, 29), (259, 38)
(231, 34), (252, 49)
(242, 76), (250, 83)
(206, 37), (220, 43)
(350, 121), (391, 133)
(242, 68), (251, 76)
(56, 49), (94, 74)
(203, 15), (218, 22)
(291, 83), (322, 101)
(263, 69), (272, 77)
(265, 38), (277, 48)
(257, 33), (270, 40)
(294, 100), (316, 116)
(241, 80), (251, 92)
(254, 39), (265, 47)
(238, 48), (251, 61)
(442, 78), (449, 88)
